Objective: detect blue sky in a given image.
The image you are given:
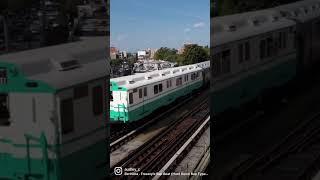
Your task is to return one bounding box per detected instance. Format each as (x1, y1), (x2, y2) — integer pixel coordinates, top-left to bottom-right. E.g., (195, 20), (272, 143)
(110, 0), (210, 52)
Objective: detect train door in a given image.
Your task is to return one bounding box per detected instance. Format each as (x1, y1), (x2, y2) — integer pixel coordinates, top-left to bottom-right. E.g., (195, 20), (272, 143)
(60, 98), (74, 134)
(202, 70), (205, 86)
(139, 88), (144, 115)
(0, 94), (10, 126)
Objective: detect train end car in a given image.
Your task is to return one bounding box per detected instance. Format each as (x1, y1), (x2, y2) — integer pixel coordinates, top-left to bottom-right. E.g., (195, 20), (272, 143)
(211, 9), (297, 116)
(196, 60), (211, 86)
(274, 0), (320, 76)
(0, 37), (108, 180)
(110, 61), (210, 123)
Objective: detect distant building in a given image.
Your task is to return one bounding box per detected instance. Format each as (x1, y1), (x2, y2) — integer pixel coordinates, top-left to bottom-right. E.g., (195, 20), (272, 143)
(137, 50), (147, 59)
(132, 53), (138, 60)
(178, 48), (184, 55)
(138, 48), (155, 59)
(110, 47), (118, 54)
(119, 51), (127, 59)
(110, 47), (119, 59)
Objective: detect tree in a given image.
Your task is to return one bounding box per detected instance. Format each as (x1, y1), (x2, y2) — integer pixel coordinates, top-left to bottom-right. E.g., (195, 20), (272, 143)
(154, 47), (177, 61)
(127, 57), (136, 67)
(166, 54), (178, 62)
(182, 45), (208, 65)
(203, 45), (210, 57)
(176, 55), (185, 66)
(110, 59), (123, 67)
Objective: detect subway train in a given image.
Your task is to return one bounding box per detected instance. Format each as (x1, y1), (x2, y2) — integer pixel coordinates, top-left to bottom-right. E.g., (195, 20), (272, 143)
(211, 0), (320, 116)
(110, 61), (210, 123)
(0, 37), (109, 180)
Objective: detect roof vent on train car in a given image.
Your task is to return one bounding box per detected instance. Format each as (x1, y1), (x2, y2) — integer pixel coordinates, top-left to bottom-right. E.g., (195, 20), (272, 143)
(146, 76), (152, 80)
(225, 24), (237, 32)
(250, 19), (260, 26)
(129, 80), (135, 84)
(270, 15), (279, 22)
(59, 60), (80, 71)
(279, 11), (287, 17)
(51, 58), (81, 71)
(172, 69), (179, 74)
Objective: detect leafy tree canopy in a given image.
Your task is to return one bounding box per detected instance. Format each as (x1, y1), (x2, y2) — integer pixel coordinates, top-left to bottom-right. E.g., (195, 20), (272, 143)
(154, 47), (177, 61)
(110, 59), (123, 67)
(182, 44), (208, 65)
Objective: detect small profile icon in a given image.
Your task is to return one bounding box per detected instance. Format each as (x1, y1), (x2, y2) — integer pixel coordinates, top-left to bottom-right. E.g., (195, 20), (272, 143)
(114, 167), (123, 175)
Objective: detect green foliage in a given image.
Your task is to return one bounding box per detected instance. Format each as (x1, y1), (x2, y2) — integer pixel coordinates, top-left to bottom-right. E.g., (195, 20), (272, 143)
(176, 55), (185, 66)
(203, 45), (210, 56)
(182, 44), (208, 65)
(154, 47), (177, 61)
(127, 57), (136, 66)
(165, 54), (179, 62)
(154, 45), (208, 65)
(110, 59), (123, 67)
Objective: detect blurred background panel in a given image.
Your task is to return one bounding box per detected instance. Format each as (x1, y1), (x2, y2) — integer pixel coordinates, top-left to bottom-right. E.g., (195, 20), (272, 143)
(0, 0), (110, 180)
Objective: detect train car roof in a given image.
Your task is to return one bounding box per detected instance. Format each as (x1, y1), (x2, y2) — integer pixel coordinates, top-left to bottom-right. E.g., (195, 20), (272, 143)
(0, 36), (109, 90)
(212, 9), (296, 47)
(111, 61), (210, 90)
(274, 0), (320, 22)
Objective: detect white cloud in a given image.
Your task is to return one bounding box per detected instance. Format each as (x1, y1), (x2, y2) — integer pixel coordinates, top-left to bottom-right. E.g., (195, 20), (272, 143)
(184, 28), (191, 33)
(193, 22), (205, 28)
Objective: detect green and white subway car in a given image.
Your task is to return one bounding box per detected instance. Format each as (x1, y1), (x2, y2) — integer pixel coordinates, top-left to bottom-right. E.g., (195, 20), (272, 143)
(211, 9), (298, 115)
(110, 61), (210, 123)
(0, 37), (108, 180)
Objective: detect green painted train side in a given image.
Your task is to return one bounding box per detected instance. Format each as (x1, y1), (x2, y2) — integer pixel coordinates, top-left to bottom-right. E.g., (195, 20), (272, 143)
(0, 62), (107, 180)
(0, 62), (55, 93)
(211, 55), (297, 115)
(110, 80), (203, 123)
(0, 136), (107, 180)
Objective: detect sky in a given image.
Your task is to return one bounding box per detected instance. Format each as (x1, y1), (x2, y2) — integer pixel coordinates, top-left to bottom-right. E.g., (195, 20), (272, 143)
(110, 0), (210, 52)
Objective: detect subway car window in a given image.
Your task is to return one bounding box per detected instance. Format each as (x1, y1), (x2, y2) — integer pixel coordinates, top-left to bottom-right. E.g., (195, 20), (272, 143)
(129, 92), (133, 104)
(92, 86), (103, 116)
(61, 98), (74, 134)
(245, 41), (250, 61)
